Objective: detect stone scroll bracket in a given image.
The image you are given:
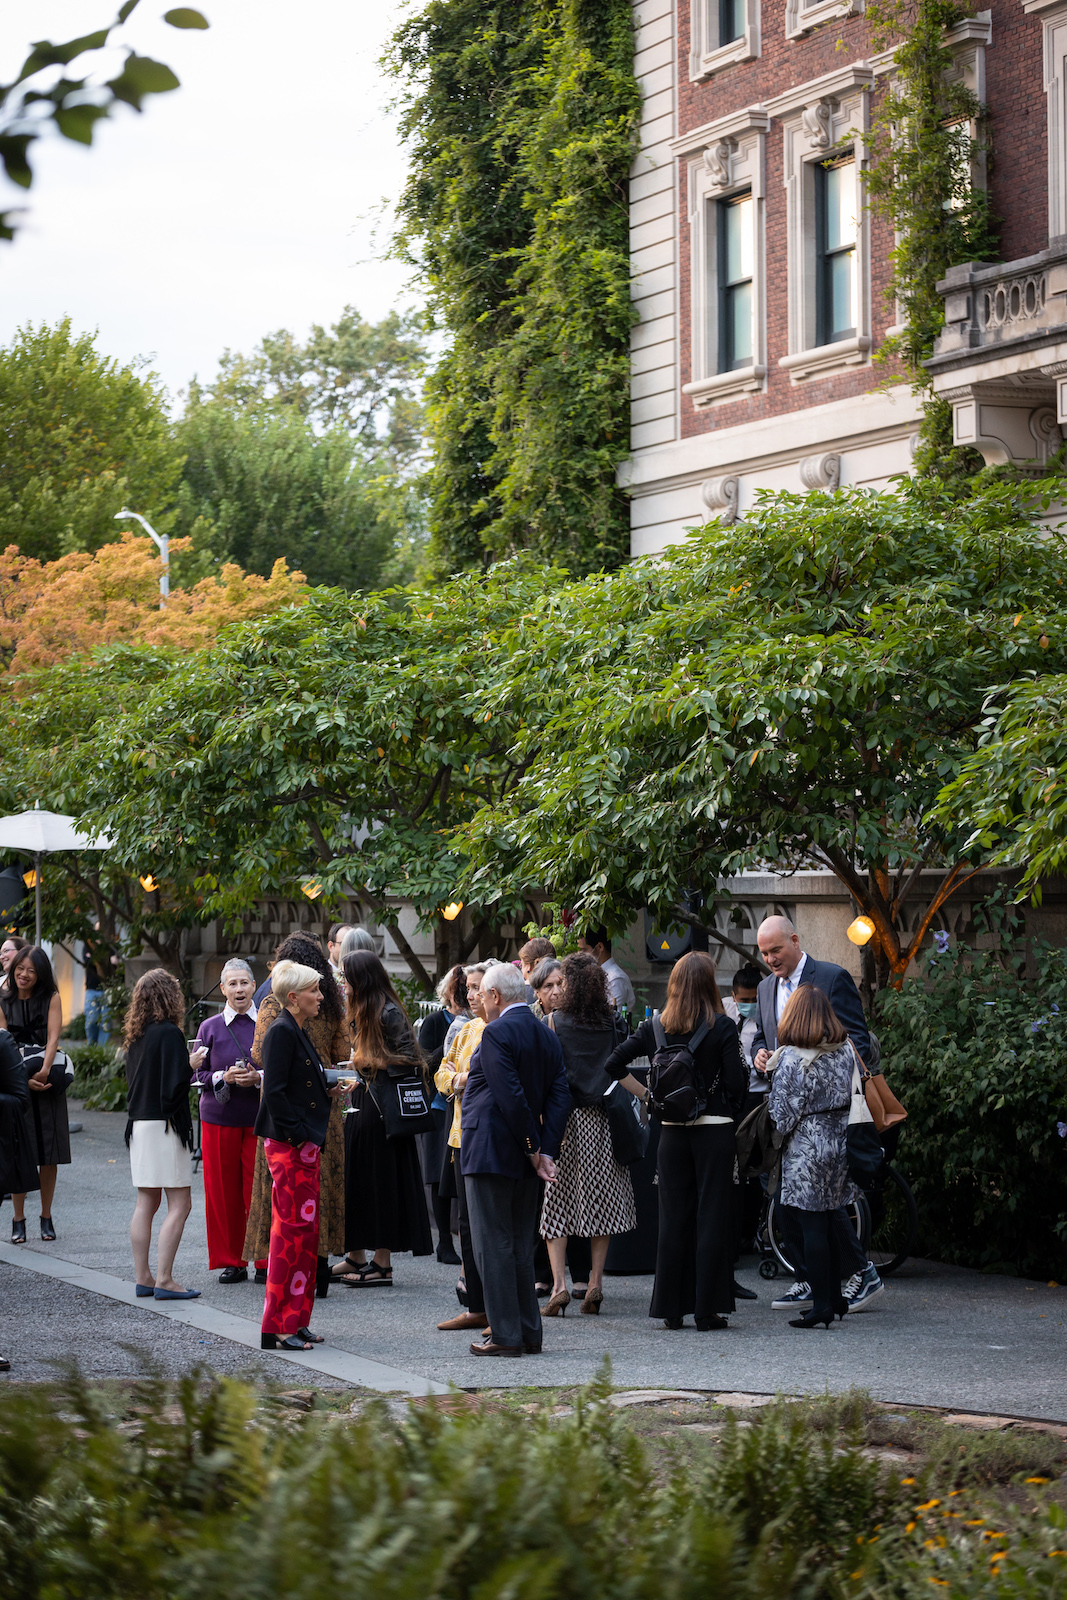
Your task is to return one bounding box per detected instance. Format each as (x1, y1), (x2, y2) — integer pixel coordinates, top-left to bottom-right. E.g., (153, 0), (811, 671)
(701, 475), (740, 524)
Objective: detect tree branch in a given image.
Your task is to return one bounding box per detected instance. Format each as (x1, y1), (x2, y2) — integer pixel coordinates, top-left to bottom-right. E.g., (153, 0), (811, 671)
(360, 889), (434, 991)
(669, 903), (770, 973)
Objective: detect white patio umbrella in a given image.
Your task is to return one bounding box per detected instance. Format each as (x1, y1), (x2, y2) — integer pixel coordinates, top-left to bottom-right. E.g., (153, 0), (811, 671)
(0, 803), (112, 945)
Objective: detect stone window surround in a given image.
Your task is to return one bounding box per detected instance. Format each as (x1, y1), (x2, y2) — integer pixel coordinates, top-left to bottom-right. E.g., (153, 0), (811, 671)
(1022, 0), (1067, 241)
(689, 0), (761, 82)
(765, 65), (874, 382)
(674, 107), (771, 408)
(785, 0), (864, 44)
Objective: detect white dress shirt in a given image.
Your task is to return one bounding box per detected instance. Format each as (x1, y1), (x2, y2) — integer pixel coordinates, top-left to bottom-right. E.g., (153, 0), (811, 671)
(774, 953), (808, 1022)
(210, 1001), (259, 1087)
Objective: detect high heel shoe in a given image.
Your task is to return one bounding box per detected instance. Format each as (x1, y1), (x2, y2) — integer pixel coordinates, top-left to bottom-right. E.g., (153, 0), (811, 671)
(10, 1219), (25, 1244)
(789, 1308), (835, 1329)
(315, 1256), (331, 1300)
(542, 1288), (571, 1317)
(40, 1216), (56, 1241)
(580, 1287), (603, 1316)
(835, 1298), (849, 1321)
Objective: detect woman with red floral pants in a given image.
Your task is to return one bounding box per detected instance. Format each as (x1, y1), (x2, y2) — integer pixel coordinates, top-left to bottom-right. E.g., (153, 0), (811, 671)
(254, 960), (342, 1351)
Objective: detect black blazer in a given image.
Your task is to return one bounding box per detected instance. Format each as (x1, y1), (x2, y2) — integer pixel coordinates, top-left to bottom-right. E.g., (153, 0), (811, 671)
(460, 1004), (571, 1180)
(0, 1028), (38, 1195)
(750, 955), (871, 1065)
(254, 1007), (332, 1149)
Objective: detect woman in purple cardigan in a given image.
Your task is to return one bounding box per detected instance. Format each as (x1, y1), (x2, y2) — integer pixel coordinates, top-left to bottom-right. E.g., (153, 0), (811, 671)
(191, 959), (265, 1284)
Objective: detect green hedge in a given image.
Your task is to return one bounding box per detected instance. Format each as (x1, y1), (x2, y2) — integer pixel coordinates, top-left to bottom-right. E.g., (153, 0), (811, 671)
(876, 940), (1067, 1279)
(68, 1042), (127, 1113)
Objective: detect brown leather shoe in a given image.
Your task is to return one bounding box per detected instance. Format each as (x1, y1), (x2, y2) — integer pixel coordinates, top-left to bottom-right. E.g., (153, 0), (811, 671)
(437, 1311), (489, 1331)
(469, 1338), (523, 1357)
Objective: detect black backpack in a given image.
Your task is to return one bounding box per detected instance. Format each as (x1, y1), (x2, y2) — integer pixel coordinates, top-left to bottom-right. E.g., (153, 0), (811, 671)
(647, 1016), (713, 1123)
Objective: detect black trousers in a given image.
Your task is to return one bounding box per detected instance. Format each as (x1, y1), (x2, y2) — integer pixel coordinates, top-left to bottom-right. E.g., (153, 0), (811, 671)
(778, 1205), (843, 1315)
(651, 1122), (735, 1321)
(779, 1203), (866, 1281)
(465, 1173), (542, 1350)
(453, 1147), (486, 1315)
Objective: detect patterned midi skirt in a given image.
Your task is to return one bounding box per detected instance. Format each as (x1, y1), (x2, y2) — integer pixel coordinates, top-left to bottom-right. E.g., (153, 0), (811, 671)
(540, 1104), (637, 1240)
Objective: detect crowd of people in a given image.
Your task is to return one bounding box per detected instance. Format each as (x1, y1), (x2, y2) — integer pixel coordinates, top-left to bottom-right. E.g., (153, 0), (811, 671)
(0, 911), (888, 1364)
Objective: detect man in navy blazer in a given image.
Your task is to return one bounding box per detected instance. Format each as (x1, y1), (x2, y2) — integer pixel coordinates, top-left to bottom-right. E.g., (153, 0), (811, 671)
(751, 916), (884, 1315)
(461, 961), (570, 1356)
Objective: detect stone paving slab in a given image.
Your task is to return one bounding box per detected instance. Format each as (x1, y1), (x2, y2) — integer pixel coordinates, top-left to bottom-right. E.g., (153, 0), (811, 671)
(1, 1104), (1065, 1417)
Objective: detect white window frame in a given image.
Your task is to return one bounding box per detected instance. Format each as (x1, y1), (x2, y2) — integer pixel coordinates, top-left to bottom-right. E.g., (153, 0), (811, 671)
(765, 67), (873, 382)
(690, 0), (761, 81)
(674, 108), (770, 408)
(785, 0), (863, 43)
(1022, 0), (1067, 240)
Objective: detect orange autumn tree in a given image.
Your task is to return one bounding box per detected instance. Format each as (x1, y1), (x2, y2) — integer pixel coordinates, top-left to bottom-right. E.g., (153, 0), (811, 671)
(0, 532), (307, 675)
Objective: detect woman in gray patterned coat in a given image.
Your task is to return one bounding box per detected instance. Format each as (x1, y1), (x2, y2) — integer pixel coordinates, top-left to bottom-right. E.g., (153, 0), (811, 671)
(767, 986), (859, 1329)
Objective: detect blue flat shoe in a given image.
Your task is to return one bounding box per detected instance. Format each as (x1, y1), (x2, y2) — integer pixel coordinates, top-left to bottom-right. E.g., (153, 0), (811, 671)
(135, 1284), (155, 1297)
(154, 1287), (201, 1300)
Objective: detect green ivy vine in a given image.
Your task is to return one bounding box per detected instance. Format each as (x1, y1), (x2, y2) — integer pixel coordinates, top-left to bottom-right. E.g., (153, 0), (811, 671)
(387, 0), (640, 577)
(862, 0), (999, 473)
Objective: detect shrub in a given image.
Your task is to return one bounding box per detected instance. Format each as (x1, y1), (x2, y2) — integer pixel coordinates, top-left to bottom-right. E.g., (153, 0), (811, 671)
(64, 1012), (86, 1040)
(876, 936), (1067, 1279)
(68, 1042), (127, 1112)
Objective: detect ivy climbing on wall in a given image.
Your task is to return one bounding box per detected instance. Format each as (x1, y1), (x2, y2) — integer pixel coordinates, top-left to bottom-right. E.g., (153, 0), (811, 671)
(387, 0), (640, 577)
(862, 0), (999, 473)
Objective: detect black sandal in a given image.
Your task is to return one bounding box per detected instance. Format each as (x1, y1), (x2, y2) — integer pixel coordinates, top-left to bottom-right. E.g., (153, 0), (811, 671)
(330, 1253), (366, 1278)
(261, 1333), (313, 1351)
(340, 1262), (392, 1286)
(296, 1326), (324, 1344)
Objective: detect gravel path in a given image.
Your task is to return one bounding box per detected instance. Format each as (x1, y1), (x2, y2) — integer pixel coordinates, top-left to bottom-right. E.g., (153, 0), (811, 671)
(1, 1104), (1064, 1415)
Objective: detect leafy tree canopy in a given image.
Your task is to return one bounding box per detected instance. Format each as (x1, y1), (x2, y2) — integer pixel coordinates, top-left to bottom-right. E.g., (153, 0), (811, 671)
(75, 565), (566, 986)
(454, 479), (1067, 988)
(0, 320), (183, 563)
(172, 307), (428, 590)
(0, 532), (306, 675)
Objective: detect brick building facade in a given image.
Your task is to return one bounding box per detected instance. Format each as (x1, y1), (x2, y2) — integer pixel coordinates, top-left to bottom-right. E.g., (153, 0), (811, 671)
(624, 0), (1054, 554)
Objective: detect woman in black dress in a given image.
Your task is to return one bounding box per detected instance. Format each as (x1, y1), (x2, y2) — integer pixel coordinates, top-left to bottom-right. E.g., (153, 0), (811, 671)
(0, 1023), (40, 1364)
(418, 963), (467, 1265)
(339, 951), (432, 1285)
(605, 951), (747, 1331)
(0, 946), (67, 1243)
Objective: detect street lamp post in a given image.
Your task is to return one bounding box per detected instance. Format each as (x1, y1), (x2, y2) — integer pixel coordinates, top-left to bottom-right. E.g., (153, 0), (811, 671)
(114, 508), (169, 605)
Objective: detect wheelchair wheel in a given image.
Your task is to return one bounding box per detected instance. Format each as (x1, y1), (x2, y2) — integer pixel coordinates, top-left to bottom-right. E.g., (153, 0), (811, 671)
(766, 1195), (871, 1276)
(864, 1165), (918, 1276)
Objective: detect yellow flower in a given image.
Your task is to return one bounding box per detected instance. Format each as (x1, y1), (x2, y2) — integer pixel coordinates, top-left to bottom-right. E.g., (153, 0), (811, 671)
(964, 1520), (984, 1527)
(901, 1477), (917, 1485)
(917, 1500), (942, 1511)
(1025, 1476), (1050, 1484)
(948, 1490), (964, 1497)
(906, 1522), (918, 1534)
(929, 1580), (949, 1589)
(1047, 1550), (1067, 1558)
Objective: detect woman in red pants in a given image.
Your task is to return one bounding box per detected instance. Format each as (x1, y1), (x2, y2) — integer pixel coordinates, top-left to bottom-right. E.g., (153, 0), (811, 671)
(255, 960), (342, 1351)
(191, 959), (265, 1284)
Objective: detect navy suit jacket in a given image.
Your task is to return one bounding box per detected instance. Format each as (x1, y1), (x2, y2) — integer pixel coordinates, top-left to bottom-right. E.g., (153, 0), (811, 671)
(751, 954), (871, 1066)
(460, 1003), (571, 1181)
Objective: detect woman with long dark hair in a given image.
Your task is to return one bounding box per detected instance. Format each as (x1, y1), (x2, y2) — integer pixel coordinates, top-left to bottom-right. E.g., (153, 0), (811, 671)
(243, 933), (350, 1292)
(539, 953), (640, 1318)
(124, 968), (199, 1299)
(606, 951), (747, 1331)
(0, 945), (67, 1243)
(339, 949), (432, 1285)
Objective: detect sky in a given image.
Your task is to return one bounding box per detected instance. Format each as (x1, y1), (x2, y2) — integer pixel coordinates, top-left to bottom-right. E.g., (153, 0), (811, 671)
(0, 1), (417, 406)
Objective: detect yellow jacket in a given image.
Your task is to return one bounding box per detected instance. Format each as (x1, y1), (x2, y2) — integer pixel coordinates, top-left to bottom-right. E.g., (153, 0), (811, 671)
(434, 1016), (486, 1148)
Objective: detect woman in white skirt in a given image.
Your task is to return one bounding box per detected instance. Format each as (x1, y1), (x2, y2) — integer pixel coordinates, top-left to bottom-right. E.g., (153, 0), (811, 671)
(539, 954), (642, 1317)
(124, 969), (200, 1301)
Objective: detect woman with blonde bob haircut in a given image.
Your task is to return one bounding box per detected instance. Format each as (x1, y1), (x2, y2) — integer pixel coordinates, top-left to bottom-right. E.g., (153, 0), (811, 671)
(768, 986), (857, 1331)
(254, 959), (343, 1349)
(606, 951), (747, 1331)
